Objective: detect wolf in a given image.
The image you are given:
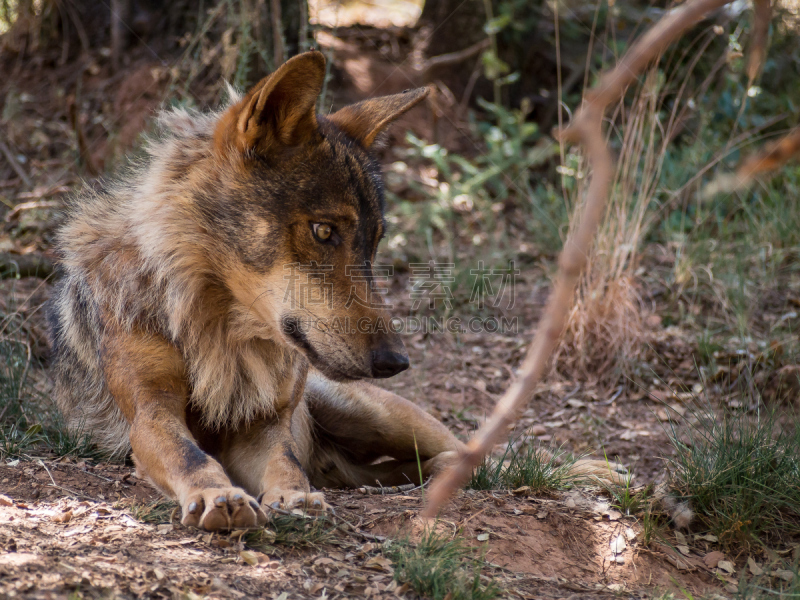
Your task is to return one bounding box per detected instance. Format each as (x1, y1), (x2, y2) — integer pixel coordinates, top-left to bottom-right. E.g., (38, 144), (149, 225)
(47, 50), (463, 531)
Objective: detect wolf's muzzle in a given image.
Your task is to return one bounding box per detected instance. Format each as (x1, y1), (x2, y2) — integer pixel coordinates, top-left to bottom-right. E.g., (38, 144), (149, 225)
(370, 349), (410, 378)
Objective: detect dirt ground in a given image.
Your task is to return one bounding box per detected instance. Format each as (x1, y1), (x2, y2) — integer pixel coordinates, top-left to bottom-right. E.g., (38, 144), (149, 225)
(0, 459), (730, 599)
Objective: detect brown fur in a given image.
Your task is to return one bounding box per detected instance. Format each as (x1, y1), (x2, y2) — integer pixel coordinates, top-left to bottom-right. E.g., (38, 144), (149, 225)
(47, 51), (462, 530)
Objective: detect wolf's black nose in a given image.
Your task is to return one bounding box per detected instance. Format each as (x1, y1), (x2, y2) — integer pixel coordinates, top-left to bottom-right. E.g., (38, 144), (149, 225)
(371, 349), (410, 378)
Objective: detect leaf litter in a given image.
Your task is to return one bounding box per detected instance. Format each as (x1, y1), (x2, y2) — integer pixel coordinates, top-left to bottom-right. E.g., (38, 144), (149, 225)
(0, 460), (730, 598)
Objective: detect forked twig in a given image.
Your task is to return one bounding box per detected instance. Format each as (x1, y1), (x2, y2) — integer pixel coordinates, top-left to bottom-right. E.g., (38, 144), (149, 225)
(421, 0), (757, 517)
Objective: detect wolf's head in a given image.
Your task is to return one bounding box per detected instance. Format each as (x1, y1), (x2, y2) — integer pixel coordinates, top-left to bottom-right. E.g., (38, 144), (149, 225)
(207, 51), (424, 382)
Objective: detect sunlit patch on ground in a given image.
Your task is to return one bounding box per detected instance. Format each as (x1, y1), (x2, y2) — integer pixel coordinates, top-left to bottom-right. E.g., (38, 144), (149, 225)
(309, 0), (423, 28)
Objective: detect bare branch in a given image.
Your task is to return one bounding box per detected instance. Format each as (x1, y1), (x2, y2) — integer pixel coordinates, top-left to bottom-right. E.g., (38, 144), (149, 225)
(110, 0), (130, 74)
(0, 140), (32, 189)
(421, 0), (744, 518)
(738, 126), (800, 181)
(747, 0), (771, 84)
(702, 126), (800, 198)
(422, 39), (491, 79)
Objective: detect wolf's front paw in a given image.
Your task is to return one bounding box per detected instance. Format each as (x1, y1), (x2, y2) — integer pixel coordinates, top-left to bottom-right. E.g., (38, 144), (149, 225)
(259, 490), (331, 516)
(181, 487), (267, 531)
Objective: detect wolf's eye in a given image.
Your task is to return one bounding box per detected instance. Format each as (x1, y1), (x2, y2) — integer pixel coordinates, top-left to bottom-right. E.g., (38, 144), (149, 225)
(312, 223), (335, 243)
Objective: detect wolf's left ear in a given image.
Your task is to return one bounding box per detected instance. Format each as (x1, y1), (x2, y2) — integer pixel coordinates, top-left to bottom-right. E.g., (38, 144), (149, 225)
(216, 50), (326, 155)
(328, 87), (430, 149)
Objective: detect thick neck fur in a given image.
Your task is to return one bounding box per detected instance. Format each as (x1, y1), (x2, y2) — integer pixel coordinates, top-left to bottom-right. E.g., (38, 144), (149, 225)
(58, 97), (299, 429)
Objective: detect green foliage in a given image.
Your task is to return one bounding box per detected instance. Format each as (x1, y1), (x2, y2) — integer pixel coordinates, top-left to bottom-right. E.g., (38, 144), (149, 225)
(0, 325), (41, 460)
(641, 506), (668, 548)
(1, 296), (102, 462)
(0, 420), (42, 460)
(246, 513), (335, 551)
(468, 438), (582, 492)
(386, 100), (563, 276)
(0, 337), (30, 419)
(385, 528), (499, 600)
(396, 101), (557, 215)
(44, 416), (107, 461)
(665, 401), (800, 548)
(130, 499), (178, 524)
(603, 470), (647, 516)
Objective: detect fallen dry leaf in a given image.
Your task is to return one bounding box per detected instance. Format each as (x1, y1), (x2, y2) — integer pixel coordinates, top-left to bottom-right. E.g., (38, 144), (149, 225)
(748, 557), (764, 576)
(364, 556), (392, 571)
(51, 510), (72, 523)
(703, 551), (725, 569)
(61, 525), (90, 537)
(718, 560), (736, 574)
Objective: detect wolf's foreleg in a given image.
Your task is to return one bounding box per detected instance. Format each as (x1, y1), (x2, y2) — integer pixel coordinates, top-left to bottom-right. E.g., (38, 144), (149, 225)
(216, 404), (330, 514)
(100, 323), (266, 530)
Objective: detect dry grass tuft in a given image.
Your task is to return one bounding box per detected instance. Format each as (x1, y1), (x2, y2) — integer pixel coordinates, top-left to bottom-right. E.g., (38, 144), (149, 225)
(552, 72), (663, 383)
(553, 62), (699, 384)
(556, 273), (645, 382)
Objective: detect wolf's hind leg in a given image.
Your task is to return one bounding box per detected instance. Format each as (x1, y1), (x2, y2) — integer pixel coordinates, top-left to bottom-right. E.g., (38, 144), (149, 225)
(311, 451), (459, 489)
(303, 372), (464, 488)
(101, 324), (266, 531)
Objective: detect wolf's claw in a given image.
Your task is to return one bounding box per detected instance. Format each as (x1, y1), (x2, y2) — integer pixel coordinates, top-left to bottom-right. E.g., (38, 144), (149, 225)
(181, 487), (267, 531)
(259, 490), (330, 515)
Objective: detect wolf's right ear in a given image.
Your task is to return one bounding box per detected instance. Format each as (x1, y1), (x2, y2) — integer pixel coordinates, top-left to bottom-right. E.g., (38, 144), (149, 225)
(215, 51), (326, 156)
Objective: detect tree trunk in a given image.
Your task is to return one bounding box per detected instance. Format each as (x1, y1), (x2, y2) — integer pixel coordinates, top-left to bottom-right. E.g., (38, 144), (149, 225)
(110, 0), (130, 73)
(419, 0), (551, 114)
